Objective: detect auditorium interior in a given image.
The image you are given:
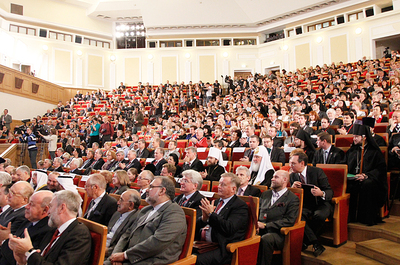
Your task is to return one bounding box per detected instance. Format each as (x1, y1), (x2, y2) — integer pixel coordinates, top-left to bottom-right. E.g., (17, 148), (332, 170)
(1, 0), (400, 264)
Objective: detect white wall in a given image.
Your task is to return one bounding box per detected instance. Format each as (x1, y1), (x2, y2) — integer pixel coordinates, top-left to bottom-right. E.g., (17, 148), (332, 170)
(0, 92), (56, 120)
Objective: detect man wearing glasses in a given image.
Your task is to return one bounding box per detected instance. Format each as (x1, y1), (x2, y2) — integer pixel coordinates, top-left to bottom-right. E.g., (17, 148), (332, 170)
(83, 174), (117, 226)
(107, 176), (187, 265)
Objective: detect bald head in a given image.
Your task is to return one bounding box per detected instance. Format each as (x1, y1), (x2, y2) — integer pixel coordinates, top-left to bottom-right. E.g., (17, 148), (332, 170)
(25, 190), (53, 222)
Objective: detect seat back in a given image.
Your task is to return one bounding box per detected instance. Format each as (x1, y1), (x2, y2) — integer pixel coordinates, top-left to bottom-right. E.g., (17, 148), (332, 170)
(202, 180), (210, 191)
(253, 184), (268, 193)
(316, 164), (347, 197)
(237, 196), (259, 238)
(73, 175), (82, 186)
(109, 193), (120, 201)
(232, 161), (251, 174)
(287, 187), (304, 223)
(140, 199), (149, 209)
(271, 162), (282, 171)
(211, 181), (219, 192)
(335, 135), (354, 147)
(77, 187), (88, 212)
(77, 217), (107, 265)
(179, 207), (197, 259)
(231, 147), (250, 161)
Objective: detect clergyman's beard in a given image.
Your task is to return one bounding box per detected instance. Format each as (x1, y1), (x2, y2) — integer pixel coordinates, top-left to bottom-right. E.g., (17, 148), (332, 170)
(250, 162), (260, 173)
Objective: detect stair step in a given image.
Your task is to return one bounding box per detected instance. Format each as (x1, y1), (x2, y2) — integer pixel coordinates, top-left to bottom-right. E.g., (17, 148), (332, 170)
(348, 216), (400, 242)
(356, 238), (400, 265)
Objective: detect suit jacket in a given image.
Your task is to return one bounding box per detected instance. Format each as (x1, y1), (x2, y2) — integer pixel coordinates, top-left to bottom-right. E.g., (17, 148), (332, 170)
(330, 118), (343, 126)
(27, 219), (91, 265)
(228, 140), (240, 148)
(174, 190), (204, 218)
(70, 168), (82, 174)
(110, 185), (129, 195)
(108, 201), (187, 265)
(137, 148), (150, 159)
(154, 158), (167, 176)
(290, 166), (333, 209)
(258, 189), (299, 234)
(84, 194), (118, 226)
(302, 126), (314, 135)
(195, 195), (249, 264)
(54, 166), (64, 172)
(106, 209), (140, 256)
(243, 148), (255, 161)
(91, 158), (105, 170)
(181, 158), (204, 173)
(0, 207), (27, 234)
(270, 147), (285, 165)
(242, 185), (261, 197)
(81, 158), (94, 169)
(124, 158), (142, 172)
(0, 217), (54, 265)
(312, 145), (345, 166)
(272, 137), (284, 148)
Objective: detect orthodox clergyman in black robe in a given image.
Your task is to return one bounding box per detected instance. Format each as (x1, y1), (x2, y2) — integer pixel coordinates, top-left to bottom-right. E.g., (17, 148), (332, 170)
(345, 123), (387, 226)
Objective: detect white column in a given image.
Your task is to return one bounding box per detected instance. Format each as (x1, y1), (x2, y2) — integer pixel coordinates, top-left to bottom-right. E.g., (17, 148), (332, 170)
(147, 61), (154, 86)
(109, 62), (116, 90)
(185, 60), (191, 83)
(76, 56), (83, 88)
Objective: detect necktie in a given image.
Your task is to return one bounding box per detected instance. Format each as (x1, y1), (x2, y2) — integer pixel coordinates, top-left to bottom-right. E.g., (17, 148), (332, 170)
(42, 229), (60, 256)
(238, 188), (244, 196)
(324, 151), (329, 164)
(214, 200), (224, 214)
(267, 148), (271, 154)
(201, 200), (224, 241)
(179, 196), (189, 206)
(85, 200), (95, 217)
(299, 173), (306, 184)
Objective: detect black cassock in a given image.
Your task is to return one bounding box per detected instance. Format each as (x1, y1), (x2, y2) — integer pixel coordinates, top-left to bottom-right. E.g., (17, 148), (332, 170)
(345, 144), (387, 225)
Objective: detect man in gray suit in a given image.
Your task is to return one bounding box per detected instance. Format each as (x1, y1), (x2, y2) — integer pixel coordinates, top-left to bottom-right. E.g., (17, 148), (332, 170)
(107, 176), (187, 265)
(0, 109), (12, 130)
(106, 189), (141, 257)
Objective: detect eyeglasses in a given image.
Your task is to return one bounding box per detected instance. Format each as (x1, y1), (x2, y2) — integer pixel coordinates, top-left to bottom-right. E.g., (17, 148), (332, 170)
(180, 178), (192, 184)
(149, 185), (164, 190)
(9, 189), (22, 197)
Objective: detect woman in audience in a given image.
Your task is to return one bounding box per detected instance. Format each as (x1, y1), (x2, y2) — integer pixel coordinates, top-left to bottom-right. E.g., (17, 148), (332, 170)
(89, 117), (100, 147)
(308, 111), (321, 129)
(102, 150), (117, 170)
(127, 168), (139, 183)
(110, 170), (130, 195)
(275, 120), (288, 137)
(168, 153), (182, 178)
(99, 170), (114, 193)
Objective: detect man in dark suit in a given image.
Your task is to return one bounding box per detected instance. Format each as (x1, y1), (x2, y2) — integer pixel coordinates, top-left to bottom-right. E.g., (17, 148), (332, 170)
(0, 181), (33, 234)
(313, 117), (336, 143)
(136, 139), (150, 159)
(290, 152), (333, 257)
(240, 135), (260, 162)
(174, 170), (204, 218)
(327, 109), (343, 126)
(312, 132), (345, 166)
(181, 147), (205, 173)
(90, 149), (105, 170)
(196, 173), (249, 265)
(106, 177), (187, 265)
(84, 173), (118, 226)
(9, 190), (92, 265)
(52, 157), (65, 173)
(119, 150), (141, 172)
(152, 148), (167, 176)
(0, 190), (54, 265)
(298, 115), (314, 135)
(137, 170), (154, 199)
(235, 166), (261, 197)
(79, 150), (95, 170)
(227, 130), (241, 148)
(268, 127), (284, 148)
(106, 189), (141, 257)
(257, 170), (299, 265)
(263, 135), (285, 165)
(68, 158), (82, 174)
(109, 150), (128, 172)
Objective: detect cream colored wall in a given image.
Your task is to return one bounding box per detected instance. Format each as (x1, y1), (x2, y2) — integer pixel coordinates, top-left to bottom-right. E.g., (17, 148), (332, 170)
(1, 10), (400, 89)
(161, 56), (177, 84)
(124, 57), (140, 86)
(0, 0), (112, 34)
(199, 55), (215, 82)
(295, 43), (311, 69)
(54, 49), (72, 84)
(87, 54), (103, 87)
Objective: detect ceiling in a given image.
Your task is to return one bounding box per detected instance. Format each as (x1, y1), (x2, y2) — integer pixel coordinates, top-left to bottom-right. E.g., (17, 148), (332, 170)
(54, 0), (376, 35)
